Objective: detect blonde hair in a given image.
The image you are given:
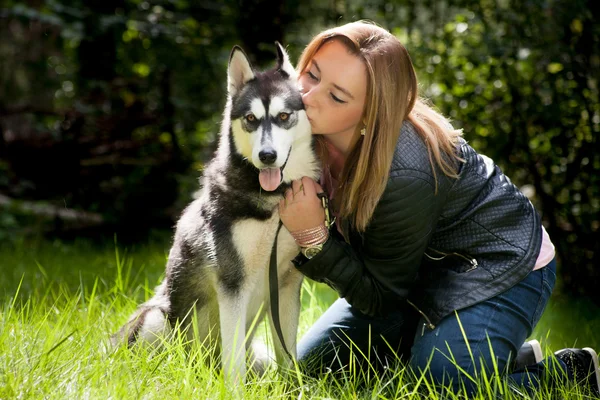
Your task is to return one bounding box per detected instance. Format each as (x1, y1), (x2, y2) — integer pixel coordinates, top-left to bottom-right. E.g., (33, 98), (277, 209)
(297, 21), (463, 232)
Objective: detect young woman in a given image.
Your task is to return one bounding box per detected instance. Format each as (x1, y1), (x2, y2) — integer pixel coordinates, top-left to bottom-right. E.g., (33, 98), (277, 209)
(278, 21), (600, 395)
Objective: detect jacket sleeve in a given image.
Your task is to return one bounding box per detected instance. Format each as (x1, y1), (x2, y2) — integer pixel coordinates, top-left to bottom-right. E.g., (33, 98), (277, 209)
(293, 173), (438, 316)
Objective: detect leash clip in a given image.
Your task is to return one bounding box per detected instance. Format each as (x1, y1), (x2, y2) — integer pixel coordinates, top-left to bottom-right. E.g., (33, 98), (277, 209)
(317, 192), (335, 229)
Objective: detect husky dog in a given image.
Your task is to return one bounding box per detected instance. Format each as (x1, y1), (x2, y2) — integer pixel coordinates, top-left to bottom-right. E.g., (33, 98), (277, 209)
(112, 43), (319, 381)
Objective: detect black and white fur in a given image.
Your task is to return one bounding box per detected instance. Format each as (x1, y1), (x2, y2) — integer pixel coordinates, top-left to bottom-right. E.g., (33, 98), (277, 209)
(112, 43), (319, 382)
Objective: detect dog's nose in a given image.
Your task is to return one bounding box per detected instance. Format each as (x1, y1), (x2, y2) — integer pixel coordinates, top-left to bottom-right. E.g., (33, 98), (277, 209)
(259, 149), (277, 165)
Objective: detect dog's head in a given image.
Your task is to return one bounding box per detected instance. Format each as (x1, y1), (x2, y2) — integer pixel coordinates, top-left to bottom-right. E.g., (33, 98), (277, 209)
(227, 43), (311, 191)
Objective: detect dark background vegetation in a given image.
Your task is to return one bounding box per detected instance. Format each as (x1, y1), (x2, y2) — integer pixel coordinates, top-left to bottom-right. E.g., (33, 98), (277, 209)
(1, 0), (598, 302)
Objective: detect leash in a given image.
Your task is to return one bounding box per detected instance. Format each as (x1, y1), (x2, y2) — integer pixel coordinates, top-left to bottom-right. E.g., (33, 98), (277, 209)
(268, 191), (334, 360)
(268, 220), (292, 359)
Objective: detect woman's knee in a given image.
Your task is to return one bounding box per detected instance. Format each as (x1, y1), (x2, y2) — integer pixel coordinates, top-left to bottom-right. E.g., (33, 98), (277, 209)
(297, 299), (417, 375)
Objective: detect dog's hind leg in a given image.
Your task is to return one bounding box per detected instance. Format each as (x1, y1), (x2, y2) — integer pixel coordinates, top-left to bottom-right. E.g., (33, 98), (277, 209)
(217, 287), (249, 384)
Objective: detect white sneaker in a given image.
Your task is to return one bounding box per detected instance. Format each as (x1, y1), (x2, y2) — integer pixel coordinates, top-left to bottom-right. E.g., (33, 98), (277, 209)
(513, 339), (544, 370)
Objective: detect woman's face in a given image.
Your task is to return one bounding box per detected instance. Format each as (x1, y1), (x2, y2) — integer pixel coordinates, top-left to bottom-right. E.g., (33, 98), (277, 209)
(299, 40), (367, 139)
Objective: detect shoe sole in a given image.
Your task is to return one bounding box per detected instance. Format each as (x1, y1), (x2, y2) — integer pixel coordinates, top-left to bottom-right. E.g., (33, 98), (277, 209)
(528, 339), (544, 364)
(583, 347), (600, 394)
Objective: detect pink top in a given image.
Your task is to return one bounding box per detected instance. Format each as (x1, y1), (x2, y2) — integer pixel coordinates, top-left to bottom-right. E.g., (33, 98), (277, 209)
(533, 225), (555, 270)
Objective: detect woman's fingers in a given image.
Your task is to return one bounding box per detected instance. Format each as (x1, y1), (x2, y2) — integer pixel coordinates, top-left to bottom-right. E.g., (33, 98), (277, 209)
(279, 178), (327, 232)
(284, 186), (294, 202)
(292, 179), (305, 196)
(301, 176), (317, 197)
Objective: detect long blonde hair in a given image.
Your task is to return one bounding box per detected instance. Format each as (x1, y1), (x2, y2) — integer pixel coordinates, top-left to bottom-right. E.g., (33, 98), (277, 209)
(297, 21), (463, 232)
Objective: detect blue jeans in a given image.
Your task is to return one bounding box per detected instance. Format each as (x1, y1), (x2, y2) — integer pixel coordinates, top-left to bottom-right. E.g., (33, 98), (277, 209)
(297, 258), (558, 394)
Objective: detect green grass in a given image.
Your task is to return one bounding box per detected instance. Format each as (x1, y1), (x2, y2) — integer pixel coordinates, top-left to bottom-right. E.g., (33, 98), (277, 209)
(1, 233), (599, 399)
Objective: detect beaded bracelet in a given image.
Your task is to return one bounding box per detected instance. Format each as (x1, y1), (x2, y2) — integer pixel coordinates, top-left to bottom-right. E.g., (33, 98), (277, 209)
(291, 224), (329, 247)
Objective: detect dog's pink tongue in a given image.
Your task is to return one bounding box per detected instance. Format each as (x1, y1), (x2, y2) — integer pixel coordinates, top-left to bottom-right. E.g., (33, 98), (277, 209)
(259, 168), (282, 191)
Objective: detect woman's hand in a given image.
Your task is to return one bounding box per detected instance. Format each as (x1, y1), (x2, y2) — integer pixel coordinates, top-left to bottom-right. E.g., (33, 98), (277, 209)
(279, 176), (326, 232)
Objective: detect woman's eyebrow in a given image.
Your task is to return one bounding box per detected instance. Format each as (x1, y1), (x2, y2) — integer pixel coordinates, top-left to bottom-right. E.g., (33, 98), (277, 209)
(313, 60), (321, 73)
(333, 83), (354, 100)
(312, 60), (355, 100)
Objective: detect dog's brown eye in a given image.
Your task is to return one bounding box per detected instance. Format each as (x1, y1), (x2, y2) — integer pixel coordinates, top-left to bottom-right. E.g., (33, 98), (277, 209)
(279, 112), (289, 121)
(246, 114), (256, 122)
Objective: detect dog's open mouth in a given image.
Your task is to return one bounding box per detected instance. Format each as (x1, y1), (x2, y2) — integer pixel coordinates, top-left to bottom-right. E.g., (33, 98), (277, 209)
(259, 168), (282, 191)
(258, 148), (292, 191)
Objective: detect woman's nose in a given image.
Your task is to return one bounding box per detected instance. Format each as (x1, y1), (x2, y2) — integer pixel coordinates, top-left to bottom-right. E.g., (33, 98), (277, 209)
(301, 87), (316, 108)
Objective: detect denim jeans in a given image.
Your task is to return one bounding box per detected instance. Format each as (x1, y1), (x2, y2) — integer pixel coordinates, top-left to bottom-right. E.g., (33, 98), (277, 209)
(297, 258), (557, 394)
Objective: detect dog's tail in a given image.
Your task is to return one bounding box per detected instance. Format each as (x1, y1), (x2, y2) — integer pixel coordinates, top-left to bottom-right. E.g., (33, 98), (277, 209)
(111, 283), (171, 348)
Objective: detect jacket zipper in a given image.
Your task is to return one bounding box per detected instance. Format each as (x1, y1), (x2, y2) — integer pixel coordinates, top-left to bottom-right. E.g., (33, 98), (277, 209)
(406, 299), (435, 330)
(424, 248), (478, 272)
(407, 251), (478, 334)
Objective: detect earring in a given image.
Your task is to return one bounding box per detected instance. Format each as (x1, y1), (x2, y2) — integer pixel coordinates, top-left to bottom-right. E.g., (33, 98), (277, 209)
(360, 126), (366, 136)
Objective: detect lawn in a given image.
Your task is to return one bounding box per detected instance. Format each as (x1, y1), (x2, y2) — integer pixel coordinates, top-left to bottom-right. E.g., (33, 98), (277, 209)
(1, 233), (599, 399)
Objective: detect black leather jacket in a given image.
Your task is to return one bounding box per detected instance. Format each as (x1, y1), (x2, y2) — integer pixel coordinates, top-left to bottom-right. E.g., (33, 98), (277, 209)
(293, 121), (543, 328)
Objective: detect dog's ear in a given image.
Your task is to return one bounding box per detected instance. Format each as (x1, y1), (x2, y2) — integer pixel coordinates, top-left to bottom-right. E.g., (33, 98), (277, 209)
(275, 42), (297, 80)
(228, 46), (255, 96)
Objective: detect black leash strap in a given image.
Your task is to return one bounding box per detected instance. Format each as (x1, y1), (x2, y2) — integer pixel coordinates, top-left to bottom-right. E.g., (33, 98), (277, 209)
(269, 192), (332, 360)
(269, 220), (292, 359)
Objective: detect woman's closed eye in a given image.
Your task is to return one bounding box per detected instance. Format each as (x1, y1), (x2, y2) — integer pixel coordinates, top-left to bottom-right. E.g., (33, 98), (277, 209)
(306, 70), (346, 104)
(330, 93), (346, 104)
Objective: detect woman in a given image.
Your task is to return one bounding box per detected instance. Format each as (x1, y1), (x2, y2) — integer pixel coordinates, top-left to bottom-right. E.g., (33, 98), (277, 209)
(278, 21), (599, 395)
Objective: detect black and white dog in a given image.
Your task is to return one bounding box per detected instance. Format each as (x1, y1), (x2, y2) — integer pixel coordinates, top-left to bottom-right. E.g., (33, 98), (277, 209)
(112, 43), (319, 382)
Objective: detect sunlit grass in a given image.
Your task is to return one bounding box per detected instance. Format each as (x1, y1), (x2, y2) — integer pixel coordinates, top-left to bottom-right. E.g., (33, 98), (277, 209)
(1, 233), (599, 399)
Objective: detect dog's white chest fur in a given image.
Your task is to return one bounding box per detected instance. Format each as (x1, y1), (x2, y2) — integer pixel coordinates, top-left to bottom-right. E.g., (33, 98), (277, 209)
(230, 210), (299, 295)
